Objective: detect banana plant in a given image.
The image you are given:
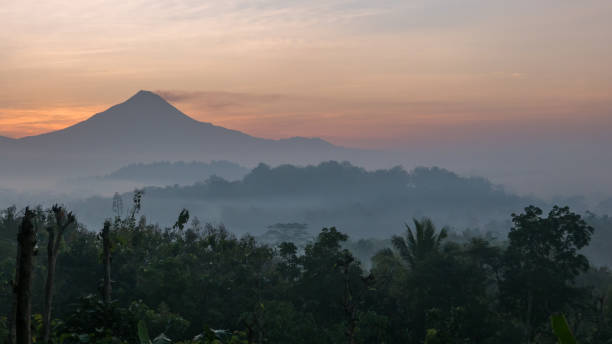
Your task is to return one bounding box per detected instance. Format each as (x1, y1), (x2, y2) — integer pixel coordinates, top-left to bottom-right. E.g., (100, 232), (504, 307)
(551, 313), (577, 344)
(138, 320), (172, 344)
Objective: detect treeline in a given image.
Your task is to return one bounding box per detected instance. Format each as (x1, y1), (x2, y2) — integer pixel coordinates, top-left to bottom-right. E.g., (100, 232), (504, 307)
(144, 162), (516, 204)
(103, 161), (249, 183)
(1, 198), (611, 343)
(71, 161), (530, 235)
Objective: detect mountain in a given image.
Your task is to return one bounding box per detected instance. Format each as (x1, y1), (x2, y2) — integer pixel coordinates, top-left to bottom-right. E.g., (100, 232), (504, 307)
(18, 91), (256, 153)
(0, 91), (373, 180)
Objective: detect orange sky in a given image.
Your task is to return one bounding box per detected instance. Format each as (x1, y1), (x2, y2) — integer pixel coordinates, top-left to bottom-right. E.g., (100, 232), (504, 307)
(1, 0), (611, 148)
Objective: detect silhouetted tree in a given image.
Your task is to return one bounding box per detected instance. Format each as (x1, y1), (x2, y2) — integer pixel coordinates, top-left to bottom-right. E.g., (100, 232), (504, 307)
(42, 205), (75, 343)
(100, 220), (112, 305)
(391, 218), (448, 268)
(15, 208), (36, 344)
(501, 205), (594, 343)
(112, 192), (123, 219)
(173, 208), (190, 230)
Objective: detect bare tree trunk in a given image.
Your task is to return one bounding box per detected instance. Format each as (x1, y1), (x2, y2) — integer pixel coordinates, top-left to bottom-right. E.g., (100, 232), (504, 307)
(256, 269), (264, 344)
(15, 208), (36, 344)
(101, 221), (112, 305)
(340, 254), (357, 344)
(526, 289), (533, 344)
(245, 323), (254, 344)
(41, 229), (57, 344)
(343, 272), (357, 344)
(42, 206), (74, 344)
(8, 297), (17, 344)
(8, 245), (20, 344)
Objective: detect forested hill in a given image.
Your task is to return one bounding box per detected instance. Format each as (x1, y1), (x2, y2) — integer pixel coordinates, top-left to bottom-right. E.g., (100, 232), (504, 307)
(144, 162), (519, 204)
(72, 161), (532, 235)
(103, 160), (249, 183)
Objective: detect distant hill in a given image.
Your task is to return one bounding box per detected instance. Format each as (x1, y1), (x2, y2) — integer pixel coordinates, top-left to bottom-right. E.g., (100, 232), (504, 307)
(103, 160), (249, 183)
(596, 198), (612, 215)
(70, 161), (533, 236)
(0, 91), (370, 180)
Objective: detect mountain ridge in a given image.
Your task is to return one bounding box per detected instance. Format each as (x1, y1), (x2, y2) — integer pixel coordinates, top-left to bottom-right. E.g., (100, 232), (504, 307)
(13, 90), (336, 146)
(14, 91), (334, 146)
(16, 90), (251, 142)
(0, 90), (376, 180)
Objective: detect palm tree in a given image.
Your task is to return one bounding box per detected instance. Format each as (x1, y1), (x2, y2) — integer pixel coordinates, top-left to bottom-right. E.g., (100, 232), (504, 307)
(391, 218), (448, 268)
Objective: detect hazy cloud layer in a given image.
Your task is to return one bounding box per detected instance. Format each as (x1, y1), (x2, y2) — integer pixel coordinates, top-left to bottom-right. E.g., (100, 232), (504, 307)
(152, 89), (612, 150)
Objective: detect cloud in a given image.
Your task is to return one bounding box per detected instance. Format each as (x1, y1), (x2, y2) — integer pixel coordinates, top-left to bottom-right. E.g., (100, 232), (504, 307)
(156, 90), (286, 109)
(152, 89), (612, 149)
(0, 105), (106, 138)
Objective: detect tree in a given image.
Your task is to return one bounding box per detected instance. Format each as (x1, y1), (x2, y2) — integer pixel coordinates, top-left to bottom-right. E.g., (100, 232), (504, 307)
(1, 206), (20, 344)
(389, 219), (504, 343)
(126, 189), (144, 227)
(112, 192), (124, 219)
(173, 209), (190, 231)
(501, 205), (594, 343)
(15, 208), (36, 344)
(42, 205), (75, 343)
(101, 220), (112, 305)
(299, 227), (350, 329)
(296, 228), (370, 343)
(337, 249), (371, 344)
(391, 218), (448, 269)
(2, 201), (611, 343)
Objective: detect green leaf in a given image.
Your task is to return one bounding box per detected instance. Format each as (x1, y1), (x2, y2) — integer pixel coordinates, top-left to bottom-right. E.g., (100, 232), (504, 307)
(551, 313), (576, 344)
(152, 333), (172, 344)
(424, 328), (440, 344)
(137, 320), (151, 344)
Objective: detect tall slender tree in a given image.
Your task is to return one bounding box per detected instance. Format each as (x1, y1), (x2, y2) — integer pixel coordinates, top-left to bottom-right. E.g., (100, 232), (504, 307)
(7, 210), (19, 344)
(42, 205), (75, 344)
(101, 220), (112, 305)
(391, 218), (448, 342)
(15, 208), (36, 344)
(339, 250), (358, 344)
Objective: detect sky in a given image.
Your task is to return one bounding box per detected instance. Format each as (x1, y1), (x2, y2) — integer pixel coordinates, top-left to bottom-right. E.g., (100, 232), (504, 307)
(1, 0), (611, 149)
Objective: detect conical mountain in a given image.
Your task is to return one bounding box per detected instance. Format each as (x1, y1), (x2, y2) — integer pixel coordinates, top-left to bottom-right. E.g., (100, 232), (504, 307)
(1, 90), (363, 178)
(19, 90), (254, 150)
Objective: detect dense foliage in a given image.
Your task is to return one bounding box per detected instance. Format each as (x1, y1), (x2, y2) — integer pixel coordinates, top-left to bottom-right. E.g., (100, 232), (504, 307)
(1, 199), (612, 343)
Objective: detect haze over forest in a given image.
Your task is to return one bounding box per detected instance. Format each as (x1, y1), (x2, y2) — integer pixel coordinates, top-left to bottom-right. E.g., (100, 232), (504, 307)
(2, 1), (612, 343)
(2, 90), (612, 199)
(1, 91), (611, 236)
(0, 91), (608, 235)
